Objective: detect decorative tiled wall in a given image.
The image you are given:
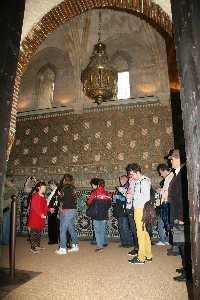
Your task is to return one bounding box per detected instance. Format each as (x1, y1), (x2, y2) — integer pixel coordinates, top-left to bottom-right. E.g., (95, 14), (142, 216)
(8, 102), (174, 189)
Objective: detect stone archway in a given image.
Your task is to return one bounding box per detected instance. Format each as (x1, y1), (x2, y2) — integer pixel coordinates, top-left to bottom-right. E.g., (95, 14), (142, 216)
(9, 0), (173, 155)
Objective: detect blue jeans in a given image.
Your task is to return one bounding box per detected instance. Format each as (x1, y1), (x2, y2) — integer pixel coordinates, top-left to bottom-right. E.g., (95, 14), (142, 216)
(93, 220), (107, 249)
(157, 215), (169, 244)
(104, 221), (108, 245)
(60, 210), (78, 248)
(118, 216), (133, 246)
(127, 211), (138, 250)
(92, 220), (108, 245)
(2, 211), (11, 244)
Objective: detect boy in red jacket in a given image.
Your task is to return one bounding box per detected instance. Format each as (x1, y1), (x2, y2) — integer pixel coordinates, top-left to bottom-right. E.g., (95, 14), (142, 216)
(87, 179), (112, 252)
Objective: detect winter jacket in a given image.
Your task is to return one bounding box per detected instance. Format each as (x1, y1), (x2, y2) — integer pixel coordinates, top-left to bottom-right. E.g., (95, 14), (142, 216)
(112, 183), (128, 217)
(27, 192), (48, 229)
(58, 184), (77, 209)
(87, 187), (112, 220)
(168, 164), (189, 224)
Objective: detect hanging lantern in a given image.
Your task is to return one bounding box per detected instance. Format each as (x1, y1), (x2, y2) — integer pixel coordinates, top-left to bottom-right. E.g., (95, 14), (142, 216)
(81, 10), (117, 105)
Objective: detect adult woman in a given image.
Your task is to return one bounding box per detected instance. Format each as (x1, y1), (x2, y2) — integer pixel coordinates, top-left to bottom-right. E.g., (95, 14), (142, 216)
(55, 174), (79, 255)
(87, 179), (112, 253)
(27, 182), (54, 253)
(47, 179), (59, 245)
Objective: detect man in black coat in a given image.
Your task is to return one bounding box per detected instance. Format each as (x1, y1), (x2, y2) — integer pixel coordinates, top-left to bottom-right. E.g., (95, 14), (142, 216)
(168, 149), (192, 282)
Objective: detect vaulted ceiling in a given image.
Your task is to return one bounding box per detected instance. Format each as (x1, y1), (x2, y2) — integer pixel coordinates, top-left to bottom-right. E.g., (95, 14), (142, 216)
(21, 0), (172, 42)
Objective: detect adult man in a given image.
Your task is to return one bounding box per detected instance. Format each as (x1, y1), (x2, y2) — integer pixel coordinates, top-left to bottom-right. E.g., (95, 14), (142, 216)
(168, 149), (192, 282)
(156, 164), (174, 246)
(2, 176), (18, 245)
(126, 163), (152, 264)
(113, 175), (134, 248)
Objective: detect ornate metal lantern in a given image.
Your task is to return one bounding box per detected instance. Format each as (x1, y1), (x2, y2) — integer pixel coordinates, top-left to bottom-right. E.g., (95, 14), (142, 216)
(81, 10), (117, 105)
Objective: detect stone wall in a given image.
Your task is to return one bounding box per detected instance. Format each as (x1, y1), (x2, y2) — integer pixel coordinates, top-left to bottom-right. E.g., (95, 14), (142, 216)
(8, 100), (174, 190)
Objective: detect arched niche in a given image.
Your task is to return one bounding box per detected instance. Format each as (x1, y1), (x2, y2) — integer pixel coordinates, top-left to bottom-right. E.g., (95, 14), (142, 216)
(37, 64), (55, 109)
(18, 47), (75, 112)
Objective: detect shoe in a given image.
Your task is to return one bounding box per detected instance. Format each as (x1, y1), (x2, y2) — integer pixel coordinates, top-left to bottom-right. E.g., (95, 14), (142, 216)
(176, 268), (184, 273)
(36, 246), (45, 250)
(68, 244), (79, 252)
(128, 249), (138, 257)
(103, 244), (108, 247)
(90, 240), (96, 245)
(167, 251), (180, 256)
(122, 244), (132, 248)
(156, 241), (165, 246)
(173, 274), (193, 282)
(165, 242), (170, 245)
(126, 244), (133, 248)
(128, 257), (145, 265)
(118, 244), (126, 247)
(145, 257), (153, 262)
(167, 247), (173, 252)
(55, 247), (67, 254)
(1, 241), (9, 245)
(48, 242), (58, 245)
(30, 249), (40, 254)
(173, 275), (186, 282)
(95, 248), (103, 253)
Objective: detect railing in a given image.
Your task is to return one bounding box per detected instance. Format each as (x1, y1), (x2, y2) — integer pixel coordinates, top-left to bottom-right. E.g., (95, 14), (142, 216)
(17, 190), (159, 240)
(17, 190), (119, 238)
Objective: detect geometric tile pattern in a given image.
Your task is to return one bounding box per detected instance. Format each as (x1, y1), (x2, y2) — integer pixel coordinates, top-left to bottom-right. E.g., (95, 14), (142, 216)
(9, 104), (174, 189)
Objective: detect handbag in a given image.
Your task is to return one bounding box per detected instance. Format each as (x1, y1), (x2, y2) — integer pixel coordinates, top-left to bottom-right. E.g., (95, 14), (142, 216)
(172, 224), (190, 244)
(86, 199), (98, 218)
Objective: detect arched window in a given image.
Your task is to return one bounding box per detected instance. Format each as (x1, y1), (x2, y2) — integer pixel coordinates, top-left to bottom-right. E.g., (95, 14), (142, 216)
(110, 51), (131, 100)
(37, 65), (55, 109)
(117, 71), (130, 100)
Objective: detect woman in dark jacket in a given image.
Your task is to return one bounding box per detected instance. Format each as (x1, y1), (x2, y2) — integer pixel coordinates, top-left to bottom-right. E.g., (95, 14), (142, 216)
(47, 179), (60, 245)
(55, 174), (79, 255)
(87, 179), (112, 252)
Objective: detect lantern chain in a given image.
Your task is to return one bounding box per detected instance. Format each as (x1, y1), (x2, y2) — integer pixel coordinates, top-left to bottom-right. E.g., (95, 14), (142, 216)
(98, 9), (102, 43)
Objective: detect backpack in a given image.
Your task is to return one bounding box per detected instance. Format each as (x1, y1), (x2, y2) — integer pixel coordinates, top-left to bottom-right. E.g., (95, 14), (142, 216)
(150, 185), (156, 203)
(142, 200), (157, 232)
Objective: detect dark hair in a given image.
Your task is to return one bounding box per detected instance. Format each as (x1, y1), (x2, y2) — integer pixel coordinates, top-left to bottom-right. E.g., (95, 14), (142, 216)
(61, 173), (74, 186)
(90, 178), (99, 186)
(156, 164), (170, 173)
(48, 179), (58, 186)
(98, 179), (105, 187)
(179, 148), (187, 164)
(35, 181), (46, 192)
(126, 163), (141, 174)
(119, 175), (128, 180)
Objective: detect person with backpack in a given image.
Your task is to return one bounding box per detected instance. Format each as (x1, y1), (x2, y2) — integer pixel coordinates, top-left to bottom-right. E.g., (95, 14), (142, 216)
(87, 179), (112, 253)
(126, 163), (152, 265)
(156, 164), (174, 246)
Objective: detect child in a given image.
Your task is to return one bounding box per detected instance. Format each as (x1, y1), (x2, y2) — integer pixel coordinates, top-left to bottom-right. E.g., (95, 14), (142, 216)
(28, 181), (54, 253)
